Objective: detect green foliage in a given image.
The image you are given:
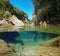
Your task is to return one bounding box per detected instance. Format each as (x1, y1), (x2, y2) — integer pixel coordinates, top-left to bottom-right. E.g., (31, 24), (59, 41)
(0, 0), (4, 4)
(32, 0), (60, 24)
(11, 7), (28, 21)
(0, 0), (28, 22)
(3, 11), (11, 19)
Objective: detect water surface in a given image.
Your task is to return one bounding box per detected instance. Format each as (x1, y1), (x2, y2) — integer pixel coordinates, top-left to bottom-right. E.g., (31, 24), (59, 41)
(0, 31), (60, 47)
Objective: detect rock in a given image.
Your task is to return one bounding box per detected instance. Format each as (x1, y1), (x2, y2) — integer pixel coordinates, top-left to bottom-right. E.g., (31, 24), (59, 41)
(8, 43), (24, 56)
(43, 21), (48, 27)
(8, 43), (23, 52)
(9, 15), (24, 26)
(40, 36), (60, 47)
(0, 0), (28, 22)
(0, 15), (24, 27)
(0, 19), (12, 26)
(30, 22), (35, 26)
(49, 36), (60, 47)
(39, 21), (48, 27)
(35, 47), (60, 56)
(0, 39), (15, 56)
(14, 46), (60, 56)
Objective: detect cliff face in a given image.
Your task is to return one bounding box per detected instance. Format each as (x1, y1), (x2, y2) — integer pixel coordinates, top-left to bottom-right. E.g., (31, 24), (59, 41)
(32, 0), (60, 25)
(0, 0), (28, 22)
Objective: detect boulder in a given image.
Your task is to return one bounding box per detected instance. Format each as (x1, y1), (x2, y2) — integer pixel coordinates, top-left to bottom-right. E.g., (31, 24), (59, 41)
(40, 36), (60, 47)
(0, 39), (15, 56)
(39, 21), (48, 27)
(49, 36), (60, 47)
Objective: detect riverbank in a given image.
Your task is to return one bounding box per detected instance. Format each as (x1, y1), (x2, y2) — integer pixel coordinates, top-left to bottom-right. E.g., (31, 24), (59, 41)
(0, 39), (15, 56)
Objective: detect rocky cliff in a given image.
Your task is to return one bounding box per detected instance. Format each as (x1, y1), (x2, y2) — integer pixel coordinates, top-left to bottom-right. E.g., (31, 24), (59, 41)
(32, 0), (60, 25)
(0, 0), (28, 22)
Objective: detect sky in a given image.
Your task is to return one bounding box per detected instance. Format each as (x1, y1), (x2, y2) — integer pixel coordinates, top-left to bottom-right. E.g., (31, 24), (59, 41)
(10, 0), (34, 20)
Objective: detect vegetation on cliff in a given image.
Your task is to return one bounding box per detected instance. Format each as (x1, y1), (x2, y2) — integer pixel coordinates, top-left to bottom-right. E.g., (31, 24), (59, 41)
(32, 0), (60, 24)
(0, 0), (28, 22)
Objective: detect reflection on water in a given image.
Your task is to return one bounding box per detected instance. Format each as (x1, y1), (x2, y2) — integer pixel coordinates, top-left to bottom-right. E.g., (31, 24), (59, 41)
(0, 31), (60, 46)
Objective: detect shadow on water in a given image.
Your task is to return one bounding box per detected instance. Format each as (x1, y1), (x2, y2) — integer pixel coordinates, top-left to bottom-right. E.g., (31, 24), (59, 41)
(0, 31), (60, 46)
(0, 32), (24, 46)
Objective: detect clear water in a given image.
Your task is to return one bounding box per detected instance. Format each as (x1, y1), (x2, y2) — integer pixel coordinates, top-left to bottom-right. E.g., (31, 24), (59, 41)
(0, 31), (60, 47)
(0, 31), (60, 56)
(0, 26), (60, 56)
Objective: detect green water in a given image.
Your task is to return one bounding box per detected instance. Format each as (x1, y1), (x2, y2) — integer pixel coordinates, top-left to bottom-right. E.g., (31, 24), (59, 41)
(19, 26), (60, 34)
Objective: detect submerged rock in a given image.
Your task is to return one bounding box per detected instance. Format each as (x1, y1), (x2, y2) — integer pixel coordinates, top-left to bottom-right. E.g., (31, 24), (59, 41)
(0, 39), (15, 56)
(12, 46), (60, 56)
(49, 36), (60, 47)
(40, 36), (60, 47)
(35, 47), (60, 56)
